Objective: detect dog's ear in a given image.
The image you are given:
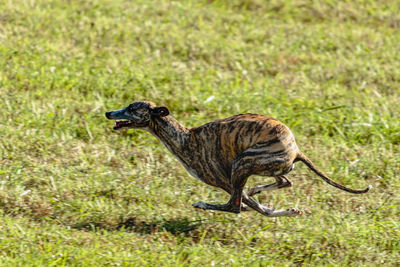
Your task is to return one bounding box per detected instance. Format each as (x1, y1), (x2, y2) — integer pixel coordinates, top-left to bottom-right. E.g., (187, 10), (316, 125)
(150, 106), (170, 117)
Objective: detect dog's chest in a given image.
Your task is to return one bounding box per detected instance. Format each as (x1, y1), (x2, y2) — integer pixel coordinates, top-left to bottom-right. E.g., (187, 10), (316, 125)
(176, 157), (202, 181)
(175, 148), (228, 186)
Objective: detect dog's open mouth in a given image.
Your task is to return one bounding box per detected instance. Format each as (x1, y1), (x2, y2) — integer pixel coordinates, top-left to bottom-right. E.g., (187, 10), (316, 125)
(114, 120), (135, 130)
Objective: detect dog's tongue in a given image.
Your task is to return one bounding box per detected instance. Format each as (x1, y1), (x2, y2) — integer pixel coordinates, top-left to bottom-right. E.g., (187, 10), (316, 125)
(115, 121), (127, 128)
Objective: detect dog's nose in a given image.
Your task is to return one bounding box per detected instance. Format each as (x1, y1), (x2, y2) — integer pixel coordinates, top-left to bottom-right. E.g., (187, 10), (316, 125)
(105, 112), (112, 119)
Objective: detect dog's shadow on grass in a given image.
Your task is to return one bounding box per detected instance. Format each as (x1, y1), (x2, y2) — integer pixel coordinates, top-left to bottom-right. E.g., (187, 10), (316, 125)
(71, 217), (203, 235)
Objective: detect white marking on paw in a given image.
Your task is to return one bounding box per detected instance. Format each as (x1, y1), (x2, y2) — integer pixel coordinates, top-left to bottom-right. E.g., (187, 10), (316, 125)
(286, 208), (303, 217)
(268, 208), (303, 217)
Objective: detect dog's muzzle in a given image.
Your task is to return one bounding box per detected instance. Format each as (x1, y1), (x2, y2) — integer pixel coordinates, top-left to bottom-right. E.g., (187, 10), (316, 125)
(105, 111), (113, 119)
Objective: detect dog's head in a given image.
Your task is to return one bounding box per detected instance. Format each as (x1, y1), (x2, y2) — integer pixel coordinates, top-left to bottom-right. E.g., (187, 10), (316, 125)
(105, 101), (169, 130)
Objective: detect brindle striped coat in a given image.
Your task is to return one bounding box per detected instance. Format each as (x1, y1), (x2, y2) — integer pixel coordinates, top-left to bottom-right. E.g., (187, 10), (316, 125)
(106, 101), (371, 217)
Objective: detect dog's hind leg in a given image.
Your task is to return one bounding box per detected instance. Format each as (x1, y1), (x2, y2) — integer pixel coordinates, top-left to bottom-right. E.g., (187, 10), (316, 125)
(248, 175), (292, 196)
(192, 145), (301, 216)
(232, 145), (301, 217)
(242, 193), (302, 217)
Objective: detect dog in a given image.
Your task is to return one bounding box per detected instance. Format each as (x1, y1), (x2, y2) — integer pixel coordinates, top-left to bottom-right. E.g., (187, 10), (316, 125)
(106, 101), (371, 217)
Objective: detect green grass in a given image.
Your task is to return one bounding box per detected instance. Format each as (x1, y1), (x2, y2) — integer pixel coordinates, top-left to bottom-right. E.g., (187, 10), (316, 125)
(0, 0), (399, 265)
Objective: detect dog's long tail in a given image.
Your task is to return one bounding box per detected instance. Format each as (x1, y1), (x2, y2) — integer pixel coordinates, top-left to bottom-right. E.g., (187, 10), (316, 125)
(295, 152), (371, 194)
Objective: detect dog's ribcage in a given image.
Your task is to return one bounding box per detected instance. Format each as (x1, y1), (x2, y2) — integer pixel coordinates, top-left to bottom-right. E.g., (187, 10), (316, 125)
(151, 113), (299, 190)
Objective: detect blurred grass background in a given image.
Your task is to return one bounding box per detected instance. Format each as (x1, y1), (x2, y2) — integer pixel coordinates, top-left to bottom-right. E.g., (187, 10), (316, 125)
(0, 0), (399, 265)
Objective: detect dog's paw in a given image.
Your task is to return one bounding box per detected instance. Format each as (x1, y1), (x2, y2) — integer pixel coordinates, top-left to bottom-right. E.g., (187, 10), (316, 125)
(286, 208), (303, 217)
(192, 201), (208, 210)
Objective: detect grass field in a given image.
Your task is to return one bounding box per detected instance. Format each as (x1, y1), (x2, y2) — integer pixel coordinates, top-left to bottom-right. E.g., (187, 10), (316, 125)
(1, 0), (399, 265)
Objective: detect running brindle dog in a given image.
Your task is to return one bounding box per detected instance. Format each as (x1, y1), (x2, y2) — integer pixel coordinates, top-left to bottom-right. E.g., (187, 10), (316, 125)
(106, 101), (371, 217)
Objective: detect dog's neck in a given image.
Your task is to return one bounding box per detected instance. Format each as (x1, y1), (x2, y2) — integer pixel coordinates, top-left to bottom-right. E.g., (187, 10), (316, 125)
(148, 115), (190, 157)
